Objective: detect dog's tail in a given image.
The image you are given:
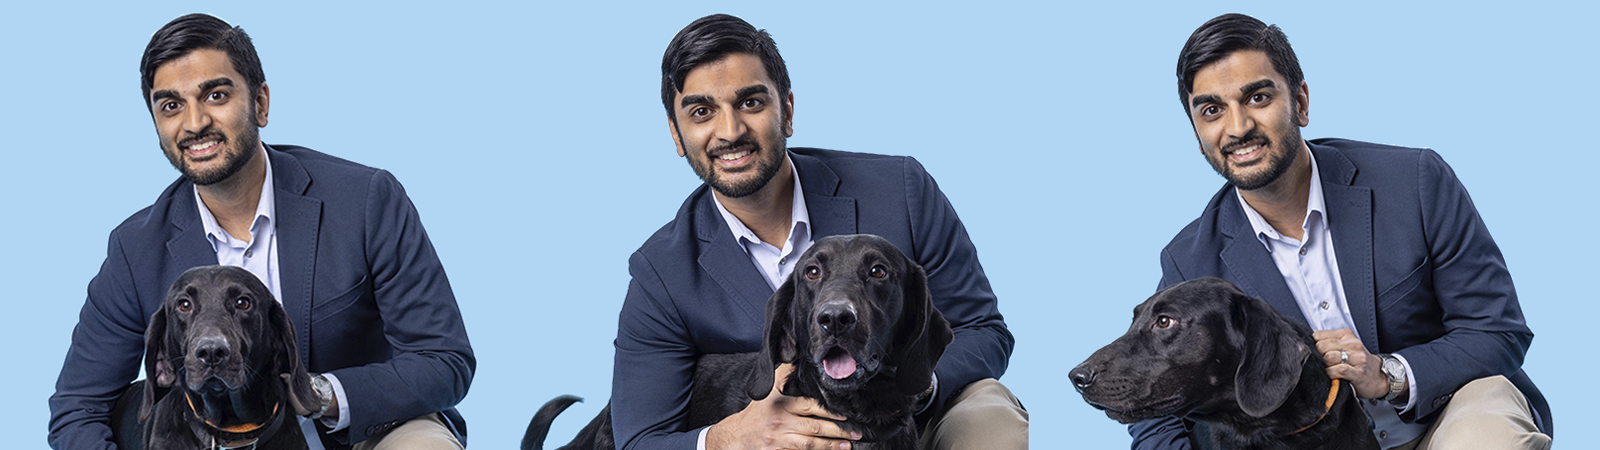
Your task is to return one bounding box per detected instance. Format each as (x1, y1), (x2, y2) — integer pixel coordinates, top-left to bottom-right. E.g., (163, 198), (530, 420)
(523, 395), (583, 450)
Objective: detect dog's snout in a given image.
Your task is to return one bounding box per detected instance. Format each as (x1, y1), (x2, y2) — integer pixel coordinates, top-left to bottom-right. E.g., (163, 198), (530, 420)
(1069, 365), (1097, 392)
(193, 336), (231, 367)
(816, 301), (857, 336)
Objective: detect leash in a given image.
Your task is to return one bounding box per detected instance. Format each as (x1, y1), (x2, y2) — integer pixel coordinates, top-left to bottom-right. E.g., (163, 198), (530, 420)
(184, 391), (284, 450)
(1286, 378), (1340, 435)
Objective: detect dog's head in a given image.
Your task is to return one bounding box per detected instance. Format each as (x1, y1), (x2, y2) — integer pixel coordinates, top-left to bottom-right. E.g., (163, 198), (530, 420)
(747, 234), (953, 400)
(139, 266), (319, 425)
(1070, 277), (1312, 423)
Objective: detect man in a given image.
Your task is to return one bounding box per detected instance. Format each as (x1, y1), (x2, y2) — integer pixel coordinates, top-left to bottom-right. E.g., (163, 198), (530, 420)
(1135, 13), (1551, 449)
(48, 14), (473, 450)
(611, 14), (1028, 450)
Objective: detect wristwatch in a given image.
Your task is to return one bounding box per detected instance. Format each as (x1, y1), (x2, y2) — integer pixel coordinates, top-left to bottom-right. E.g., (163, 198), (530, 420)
(309, 374), (334, 419)
(1379, 354), (1407, 403)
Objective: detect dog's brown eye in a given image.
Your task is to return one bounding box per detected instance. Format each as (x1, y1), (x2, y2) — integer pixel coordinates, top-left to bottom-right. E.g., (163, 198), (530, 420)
(868, 265), (887, 279)
(1155, 316), (1177, 329)
(805, 266), (820, 280)
(235, 297), (252, 311)
(177, 299), (192, 313)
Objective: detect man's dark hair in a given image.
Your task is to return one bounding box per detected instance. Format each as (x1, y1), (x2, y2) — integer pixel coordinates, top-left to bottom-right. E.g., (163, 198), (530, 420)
(1176, 13), (1302, 112)
(140, 13), (266, 109)
(660, 14), (790, 123)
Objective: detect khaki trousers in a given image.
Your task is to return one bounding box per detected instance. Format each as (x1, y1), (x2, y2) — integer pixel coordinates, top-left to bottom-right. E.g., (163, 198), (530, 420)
(352, 413), (463, 450)
(919, 378), (1029, 450)
(1390, 376), (1550, 450)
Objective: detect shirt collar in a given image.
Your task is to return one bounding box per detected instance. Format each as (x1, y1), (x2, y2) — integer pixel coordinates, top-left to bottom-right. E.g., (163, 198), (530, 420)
(712, 155), (810, 252)
(1235, 143), (1327, 246)
(195, 144), (277, 248)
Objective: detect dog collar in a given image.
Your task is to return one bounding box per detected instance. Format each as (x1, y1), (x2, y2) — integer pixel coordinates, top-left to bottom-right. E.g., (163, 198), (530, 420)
(1287, 378), (1340, 435)
(184, 391), (284, 449)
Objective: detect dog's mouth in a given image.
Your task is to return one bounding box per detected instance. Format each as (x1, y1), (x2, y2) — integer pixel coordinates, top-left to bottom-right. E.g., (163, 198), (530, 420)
(821, 346), (857, 380)
(1087, 395), (1189, 424)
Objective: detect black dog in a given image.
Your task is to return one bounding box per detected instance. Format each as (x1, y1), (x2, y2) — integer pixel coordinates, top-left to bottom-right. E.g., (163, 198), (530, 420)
(138, 266), (319, 450)
(1070, 278), (1378, 450)
(526, 234), (953, 450)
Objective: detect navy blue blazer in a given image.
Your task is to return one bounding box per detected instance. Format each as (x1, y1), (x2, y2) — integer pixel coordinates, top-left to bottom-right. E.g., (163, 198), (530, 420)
(48, 145), (474, 449)
(610, 148), (1014, 449)
(1131, 139), (1550, 448)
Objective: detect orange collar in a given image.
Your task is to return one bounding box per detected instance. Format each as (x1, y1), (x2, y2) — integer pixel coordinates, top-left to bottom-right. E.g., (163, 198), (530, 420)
(183, 391), (278, 434)
(1288, 378), (1340, 435)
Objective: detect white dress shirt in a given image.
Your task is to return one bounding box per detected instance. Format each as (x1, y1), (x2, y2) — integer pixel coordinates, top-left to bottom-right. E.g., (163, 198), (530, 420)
(1234, 151), (1426, 448)
(193, 144), (349, 449)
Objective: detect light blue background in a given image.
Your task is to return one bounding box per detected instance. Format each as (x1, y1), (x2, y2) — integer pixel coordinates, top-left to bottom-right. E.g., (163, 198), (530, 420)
(3, 1), (1594, 448)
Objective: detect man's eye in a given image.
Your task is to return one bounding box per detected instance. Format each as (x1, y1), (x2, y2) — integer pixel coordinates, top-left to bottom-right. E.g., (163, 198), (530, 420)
(208, 91), (227, 102)
(162, 101), (180, 112)
(1201, 106), (1219, 117)
(741, 98), (763, 109)
(1249, 93), (1268, 104)
(690, 107), (709, 118)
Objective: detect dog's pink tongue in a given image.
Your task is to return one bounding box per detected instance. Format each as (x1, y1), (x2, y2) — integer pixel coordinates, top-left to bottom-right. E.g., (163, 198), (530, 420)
(823, 350), (856, 380)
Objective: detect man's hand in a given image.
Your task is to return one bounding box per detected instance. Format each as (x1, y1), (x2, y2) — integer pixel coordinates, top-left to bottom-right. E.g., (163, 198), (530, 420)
(707, 364), (861, 450)
(1313, 328), (1394, 399)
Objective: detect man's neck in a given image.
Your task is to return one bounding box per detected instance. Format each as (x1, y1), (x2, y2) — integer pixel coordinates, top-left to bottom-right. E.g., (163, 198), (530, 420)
(1238, 141), (1314, 241)
(715, 157), (796, 250)
(196, 144), (268, 242)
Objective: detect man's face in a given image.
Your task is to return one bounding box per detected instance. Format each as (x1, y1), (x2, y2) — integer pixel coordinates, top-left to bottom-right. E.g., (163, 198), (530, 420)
(669, 53), (794, 198)
(1186, 50), (1309, 191)
(149, 49), (269, 186)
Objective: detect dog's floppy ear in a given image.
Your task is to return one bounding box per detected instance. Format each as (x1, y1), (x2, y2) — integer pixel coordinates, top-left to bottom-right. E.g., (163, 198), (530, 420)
(139, 304), (175, 423)
(1232, 291), (1310, 417)
(747, 274), (799, 401)
(268, 301), (319, 416)
(889, 263), (952, 396)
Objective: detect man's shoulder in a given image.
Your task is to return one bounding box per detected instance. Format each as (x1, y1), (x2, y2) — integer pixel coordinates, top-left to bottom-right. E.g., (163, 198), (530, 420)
(1160, 191), (1228, 260)
(1310, 138), (1439, 170)
(792, 147), (919, 176)
(632, 185), (712, 273)
(270, 144), (384, 182)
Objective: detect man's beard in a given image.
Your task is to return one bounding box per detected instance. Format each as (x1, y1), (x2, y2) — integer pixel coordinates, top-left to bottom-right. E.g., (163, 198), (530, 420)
(1205, 109), (1302, 191)
(688, 133), (787, 198)
(165, 113), (261, 186)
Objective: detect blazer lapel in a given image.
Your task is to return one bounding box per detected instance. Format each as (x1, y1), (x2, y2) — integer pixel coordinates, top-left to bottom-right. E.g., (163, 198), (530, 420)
(267, 146), (322, 364)
(694, 191), (778, 323)
(1215, 187), (1307, 328)
(1314, 145), (1380, 353)
(792, 152), (856, 239)
(166, 183), (221, 271)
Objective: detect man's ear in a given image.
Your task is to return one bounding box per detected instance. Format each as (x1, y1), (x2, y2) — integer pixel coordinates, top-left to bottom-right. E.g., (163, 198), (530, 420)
(781, 91), (795, 137)
(748, 274), (799, 401)
(254, 83), (270, 128)
(668, 117), (686, 157)
(1294, 80), (1310, 127)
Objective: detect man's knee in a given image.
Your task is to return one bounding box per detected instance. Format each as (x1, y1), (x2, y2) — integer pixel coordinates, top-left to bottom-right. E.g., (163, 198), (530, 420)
(1422, 376), (1549, 450)
(354, 413), (463, 450)
(921, 378), (1028, 450)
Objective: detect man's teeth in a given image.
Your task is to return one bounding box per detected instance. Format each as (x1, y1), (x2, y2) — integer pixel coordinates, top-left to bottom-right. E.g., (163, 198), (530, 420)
(1231, 144), (1260, 156)
(187, 140), (219, 152)
(718, 150), (752, 161)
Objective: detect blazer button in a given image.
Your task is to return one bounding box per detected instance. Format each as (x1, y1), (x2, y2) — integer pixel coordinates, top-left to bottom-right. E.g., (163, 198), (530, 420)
(1380, 431), (1388, 439)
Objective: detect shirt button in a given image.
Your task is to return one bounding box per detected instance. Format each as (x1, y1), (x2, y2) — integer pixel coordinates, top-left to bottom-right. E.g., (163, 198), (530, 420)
(1320, 301), (1330, 310)
(779, 257), (786, 265)
(1299, 247), (1308, 256)
(245, 249), (253, 258)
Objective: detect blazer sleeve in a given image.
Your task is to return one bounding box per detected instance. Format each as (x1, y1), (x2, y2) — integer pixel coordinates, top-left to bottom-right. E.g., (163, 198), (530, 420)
(1397, 149), (1533, 421)
(330, 170), (476, 444)
(611, 251), (702, 450)
(902, 157), (1015, 419)
(47, 233), (149, 450)
(1125, 248), (1193, 450)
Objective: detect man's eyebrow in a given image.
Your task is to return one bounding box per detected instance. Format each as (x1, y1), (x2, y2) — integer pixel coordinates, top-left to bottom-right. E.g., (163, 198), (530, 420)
(680, 94), (713, 108)
(1240, 79), (1276, 94)
(151, 89), (180, 104)
(199, 77), (235, 92)
(1190, 94), (1221, 109)
(734, 84), (769, 99)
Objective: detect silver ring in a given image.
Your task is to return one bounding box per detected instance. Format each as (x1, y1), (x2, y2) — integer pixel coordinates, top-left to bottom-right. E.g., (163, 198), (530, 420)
(1340, 351), (1350, 365)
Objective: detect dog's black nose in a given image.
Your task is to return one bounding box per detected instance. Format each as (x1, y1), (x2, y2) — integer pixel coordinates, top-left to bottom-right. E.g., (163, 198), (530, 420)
(194, 337), (231, 366)
(817, 302), (857, 335)
(1069, 365), (1096, 392)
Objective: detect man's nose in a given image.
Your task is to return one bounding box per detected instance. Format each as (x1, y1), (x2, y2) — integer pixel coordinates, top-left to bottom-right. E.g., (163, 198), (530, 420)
(183, 103), (213, 134)
(1224, 107), (1253, 140)
(714, 108), (746, 141)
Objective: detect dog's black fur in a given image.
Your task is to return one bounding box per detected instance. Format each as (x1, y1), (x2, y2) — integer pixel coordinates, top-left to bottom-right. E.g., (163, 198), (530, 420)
(525, 234), (953, 450)
(138, 265), (319, 450)
(1071, 277), (1379, 450)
